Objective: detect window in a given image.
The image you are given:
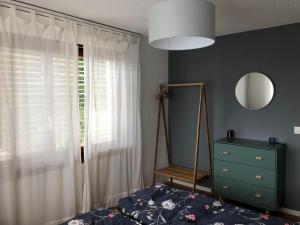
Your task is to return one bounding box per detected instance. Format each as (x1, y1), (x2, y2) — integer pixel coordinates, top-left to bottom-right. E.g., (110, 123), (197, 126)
(78, 45), (85, 144)
(0, 44), (77, 161)
(77, 46), (114, 148)
(90, 59), (113, 145)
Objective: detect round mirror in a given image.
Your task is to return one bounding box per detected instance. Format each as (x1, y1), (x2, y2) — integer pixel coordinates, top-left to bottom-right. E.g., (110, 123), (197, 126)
(235, 72), (274, 110)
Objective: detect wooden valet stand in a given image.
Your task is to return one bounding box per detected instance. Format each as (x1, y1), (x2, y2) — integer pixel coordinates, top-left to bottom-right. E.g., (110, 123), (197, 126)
(152, 82), (212, 192)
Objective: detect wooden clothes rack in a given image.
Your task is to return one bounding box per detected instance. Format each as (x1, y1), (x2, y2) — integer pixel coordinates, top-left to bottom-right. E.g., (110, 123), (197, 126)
(152, 82), (212, 192)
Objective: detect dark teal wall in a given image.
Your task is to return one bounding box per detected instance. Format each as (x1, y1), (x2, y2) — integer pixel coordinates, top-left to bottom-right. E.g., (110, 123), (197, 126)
(169, 23), (300, 210)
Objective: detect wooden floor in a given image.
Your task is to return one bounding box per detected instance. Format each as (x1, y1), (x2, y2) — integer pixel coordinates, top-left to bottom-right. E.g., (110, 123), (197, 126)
(166, 181), (300, 223)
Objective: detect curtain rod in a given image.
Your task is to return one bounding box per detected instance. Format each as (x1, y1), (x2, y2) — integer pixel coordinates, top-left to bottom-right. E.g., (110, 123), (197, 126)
(0, 0), (142, 37)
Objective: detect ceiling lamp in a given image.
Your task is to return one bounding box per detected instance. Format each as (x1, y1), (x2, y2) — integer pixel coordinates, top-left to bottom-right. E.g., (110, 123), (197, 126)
(148, 0), (215, 50)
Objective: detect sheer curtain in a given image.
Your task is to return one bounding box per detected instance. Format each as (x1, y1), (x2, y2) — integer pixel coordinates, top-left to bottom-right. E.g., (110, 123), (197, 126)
(83, 25), (143, 208)
(0, 6), (83, 225)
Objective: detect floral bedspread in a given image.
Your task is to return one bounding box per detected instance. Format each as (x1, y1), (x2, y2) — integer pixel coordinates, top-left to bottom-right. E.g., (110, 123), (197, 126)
(118, 183), (298, 225)
(60, 208), (140, 225)
(62, 183), (298, 225)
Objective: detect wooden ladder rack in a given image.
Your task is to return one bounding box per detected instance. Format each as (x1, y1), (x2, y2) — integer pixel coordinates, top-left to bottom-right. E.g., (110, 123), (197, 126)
(152, 82), (212, 192)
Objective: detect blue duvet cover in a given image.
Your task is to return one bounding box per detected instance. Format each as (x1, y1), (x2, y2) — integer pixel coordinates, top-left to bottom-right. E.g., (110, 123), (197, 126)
(62, 184), (298, 225)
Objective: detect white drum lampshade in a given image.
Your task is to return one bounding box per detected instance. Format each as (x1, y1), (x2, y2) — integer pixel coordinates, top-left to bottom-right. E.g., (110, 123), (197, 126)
(148, 0), (215, 50)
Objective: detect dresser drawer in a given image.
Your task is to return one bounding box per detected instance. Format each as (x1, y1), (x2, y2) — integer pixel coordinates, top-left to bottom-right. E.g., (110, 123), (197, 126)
(214, 160), (276, 189)
(214, 177), (275, 209)
(214, 143), (276, 169)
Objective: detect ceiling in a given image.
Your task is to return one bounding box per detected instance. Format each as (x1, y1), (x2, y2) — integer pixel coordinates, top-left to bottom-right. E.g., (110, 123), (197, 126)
(18, 0), (300, 36)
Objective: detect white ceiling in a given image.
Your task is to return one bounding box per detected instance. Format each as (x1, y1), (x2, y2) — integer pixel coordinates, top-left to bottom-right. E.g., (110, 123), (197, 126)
(18, 0), (300, 36)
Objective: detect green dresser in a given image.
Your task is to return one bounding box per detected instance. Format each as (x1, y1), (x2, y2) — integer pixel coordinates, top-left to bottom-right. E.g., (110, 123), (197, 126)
(213, 138), (286, 210)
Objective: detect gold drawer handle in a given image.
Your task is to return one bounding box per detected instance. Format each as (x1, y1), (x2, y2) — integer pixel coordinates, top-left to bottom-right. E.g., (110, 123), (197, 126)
(255, 193), (263, 198)
(255, 156), (263, 160)
(222, 185), (229, 190)
(223, 151), (230, 155)
(222, 168), (229, 173)
(255, 175), (263, 180)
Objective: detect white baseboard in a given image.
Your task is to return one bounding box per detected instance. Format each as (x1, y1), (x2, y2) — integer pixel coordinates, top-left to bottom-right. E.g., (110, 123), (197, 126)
(172, 179), (300, 218)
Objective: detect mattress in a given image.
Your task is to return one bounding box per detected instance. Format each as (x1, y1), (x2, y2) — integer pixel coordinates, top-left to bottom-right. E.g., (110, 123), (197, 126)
(62, 183), (298, 225)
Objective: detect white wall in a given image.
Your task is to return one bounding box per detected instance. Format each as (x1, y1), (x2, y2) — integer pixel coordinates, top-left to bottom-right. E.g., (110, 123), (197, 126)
(140, 36), (169, 186)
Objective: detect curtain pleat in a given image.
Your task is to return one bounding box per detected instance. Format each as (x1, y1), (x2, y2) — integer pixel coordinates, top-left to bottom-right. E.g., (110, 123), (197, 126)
(0, 7), (83, 225)
(83, 26), (143, 209)
(0, 5), (142, 225)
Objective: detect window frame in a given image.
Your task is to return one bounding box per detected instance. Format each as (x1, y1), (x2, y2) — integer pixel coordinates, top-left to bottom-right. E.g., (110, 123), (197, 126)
(78, 44), (85, 163)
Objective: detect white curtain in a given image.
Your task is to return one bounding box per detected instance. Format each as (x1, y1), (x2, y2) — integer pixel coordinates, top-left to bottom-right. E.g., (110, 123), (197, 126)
(83, 25), (143, 209)
(0, 6), (83, 225)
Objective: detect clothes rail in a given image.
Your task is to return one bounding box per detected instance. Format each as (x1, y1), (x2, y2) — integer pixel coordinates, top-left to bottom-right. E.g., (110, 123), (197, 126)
(0, 0), (142, 37)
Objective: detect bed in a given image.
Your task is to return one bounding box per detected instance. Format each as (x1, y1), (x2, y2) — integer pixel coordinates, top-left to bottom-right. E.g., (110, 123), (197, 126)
(62, 183), (298, 225)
